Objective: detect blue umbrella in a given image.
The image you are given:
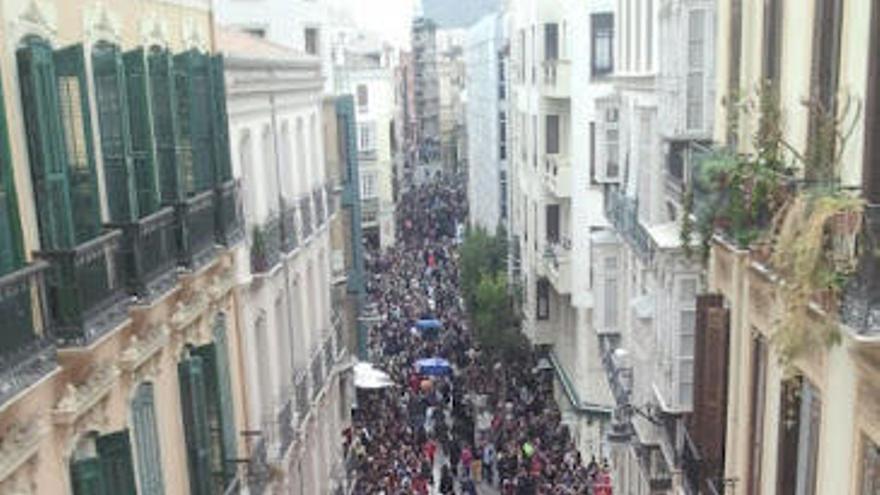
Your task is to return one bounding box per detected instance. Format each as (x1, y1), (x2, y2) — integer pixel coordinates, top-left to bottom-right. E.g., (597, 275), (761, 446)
(415, 319), (442, 330)
(415, 357), (453, 376)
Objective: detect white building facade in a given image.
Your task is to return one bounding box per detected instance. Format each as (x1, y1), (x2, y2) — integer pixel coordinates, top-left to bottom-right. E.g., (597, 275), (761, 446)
(465, 12), (509, 232)
(221, 32), (349, 495)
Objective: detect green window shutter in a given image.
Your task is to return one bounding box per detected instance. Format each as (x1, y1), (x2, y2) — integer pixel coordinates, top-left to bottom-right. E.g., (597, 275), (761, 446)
(147, 47), (182, 205)
(54, 43), (101, 243)
(123, 48), (160, 216)
(71, 457), (108, 495)
(93, 41), (138, 223)
(16, 37), (76, 249)
(209, 55), (232, 184)
(178, 355), (213, 495)
(96, 430), (138, 495)
(174, 51), (213, 195)
(132, 383), (166, 495)
(0, 68), (24, 275)
(212, 315), (238, 483)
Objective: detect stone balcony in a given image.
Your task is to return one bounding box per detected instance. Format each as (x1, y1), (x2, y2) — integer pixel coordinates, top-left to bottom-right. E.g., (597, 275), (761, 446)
(543, 154), (571, 198)
(541, 59), (570, 99)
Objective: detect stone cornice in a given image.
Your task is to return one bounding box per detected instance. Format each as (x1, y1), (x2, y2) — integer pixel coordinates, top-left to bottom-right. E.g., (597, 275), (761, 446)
(52, 364), (118, 426)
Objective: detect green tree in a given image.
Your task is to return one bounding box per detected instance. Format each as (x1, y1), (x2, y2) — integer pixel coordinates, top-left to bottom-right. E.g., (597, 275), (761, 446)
(459, 226), (507, 307)
(471, 272), (525, 356)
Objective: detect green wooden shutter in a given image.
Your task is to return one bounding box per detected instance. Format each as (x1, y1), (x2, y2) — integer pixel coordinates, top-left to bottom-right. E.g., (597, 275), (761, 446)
(123, 48), (160, 216)
(132, 382), (166, 495)
(96, 430), (138, 495)
(147, 47), (182, 205)
(71, 457), (108, 495)
(0, 68), (24, 275)
(93, 41), (138, 223)
(178, 355), (213, 495)
(174, 51), (213, 195)
(212, 315), (238, 482)
(54, 43), (101, 243)
(17, 37), (76, 249)
(209, 55), (232, 184)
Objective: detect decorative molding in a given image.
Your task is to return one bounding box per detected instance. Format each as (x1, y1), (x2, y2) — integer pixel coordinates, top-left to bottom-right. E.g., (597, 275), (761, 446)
(171, 293), (209, 332)
(0, 418), (45, 487)
(119, 325), (170, 377)
(140, 13), (169, 48)
(53, 364), (118, 427)
(84, 2), (121, 43)
(208, 269), (236, 302)
(12, 0), (57, 41)
(181, 17), (207, 53)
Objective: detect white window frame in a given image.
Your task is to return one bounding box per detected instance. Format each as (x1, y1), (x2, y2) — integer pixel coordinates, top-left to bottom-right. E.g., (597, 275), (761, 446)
(686, 10), (707, 131)
(676, 278), (698, 407)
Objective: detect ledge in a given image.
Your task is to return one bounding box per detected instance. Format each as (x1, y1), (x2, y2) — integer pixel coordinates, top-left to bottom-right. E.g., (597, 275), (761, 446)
(53, 364), (119, 426)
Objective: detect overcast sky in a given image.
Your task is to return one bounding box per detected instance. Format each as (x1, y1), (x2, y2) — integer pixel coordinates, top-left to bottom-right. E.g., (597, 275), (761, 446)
(342, 0), (415, 49)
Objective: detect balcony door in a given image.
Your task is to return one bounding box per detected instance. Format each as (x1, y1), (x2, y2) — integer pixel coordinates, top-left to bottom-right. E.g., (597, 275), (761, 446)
(0, 68), (23, 276)
(69, 430), (138, 495)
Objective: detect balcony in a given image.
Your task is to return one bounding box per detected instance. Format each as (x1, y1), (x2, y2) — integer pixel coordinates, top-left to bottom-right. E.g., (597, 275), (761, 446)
(605, 189), (657, 263)
(361, 198), (379, 227)
(280, 201), (299, 254)
(311, 351), (324, 398)
(176, 190), (216, 269)
(543, 239), (571, 294)
(325, 182), (338, 217)
(108, 206), (177, 300)
(300, 197), (314, 240)
(0, 262), (58, 407)
(250, 214), (282, 274)
(541, 59), (570, 99)
(36, 230), (130, 346)
(543, 155), (571, 198)
(313, 188), (326, 227)
(215, 179), (244, 247)
(294, 369), (309, 422)
(277, 398), (294, 455)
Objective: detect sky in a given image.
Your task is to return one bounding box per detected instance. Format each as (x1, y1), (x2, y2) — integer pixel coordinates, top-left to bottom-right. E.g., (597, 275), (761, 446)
(341, 0), (416, 49)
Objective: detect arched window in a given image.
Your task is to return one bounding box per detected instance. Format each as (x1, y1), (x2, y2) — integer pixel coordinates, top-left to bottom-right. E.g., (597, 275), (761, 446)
(296, 117), (307, 195)
(131, 382), (165, 495)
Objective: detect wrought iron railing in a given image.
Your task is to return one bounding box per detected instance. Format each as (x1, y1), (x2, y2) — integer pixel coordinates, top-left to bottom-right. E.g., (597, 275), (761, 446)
(277, 399), (294, 455)
(0, 338), (58, 406)
(294, 369), (309, 421)
(300, 197), (313, 239)
(324, 337), (334, 372)
(246, 437), (268, 495)
(326, 182), (338, 217)
(605, 189), (656, 263)
(361, 198), (379, 225)
(37, 230), (130, 346)
(314, 188), (326, 227)
(250, 213), (282, 274)
(177, 189), (216, 268)
(215, 179), (244, 246)
(681, 426), (703, 494)
(108, 206), (177, 300)
(311, 351), (324, 398)
(280, 200), (298, 254)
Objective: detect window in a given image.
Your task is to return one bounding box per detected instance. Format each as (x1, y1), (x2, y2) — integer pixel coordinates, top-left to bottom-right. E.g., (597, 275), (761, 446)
(132, 383), (165, 495)
(863, 436), (880, 495)
(519, 29), (526, 82)
(498, 56), (507, 99)
(536, 278), (550, 320)
(544, 23), (559, 61)
(361, 172), (377, 198)
(499, 111), (507, 160)
(686, 10), (706, 130)
(305, 27), (320, 55)
(69, 431), (138, 494)
(499, 170), (508, 221)
(677, 279), (697, 406)
(605, 108), (620, 179)
(545, 204), (560, 244)
(358, 122), (375, 152)
(243, 28), (266, 38)
(592, 13), (614, 76)
(748, 335), (769, 495)
(603, 257), (618, 331)
(356, 84), (368, 113)
(807, 0), (843, 179)
(777, 377), (822, 495)
(762, 0), (783, 85)
(545, 114), (559, 154)
(865, 0), (880, 203)
(728, 0), (743, 146)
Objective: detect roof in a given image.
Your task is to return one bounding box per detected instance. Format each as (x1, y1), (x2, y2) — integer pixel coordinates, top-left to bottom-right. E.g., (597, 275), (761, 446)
(216, 28), (312, 61)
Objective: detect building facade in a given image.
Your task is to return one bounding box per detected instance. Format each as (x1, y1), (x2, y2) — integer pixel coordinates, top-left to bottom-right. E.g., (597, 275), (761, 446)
(465, 12), (509, 232)
(335, 36), (398, 250)
(411, 12), (441, 183)
(0, 1), (248, 494)
(221, 31), (352, 495)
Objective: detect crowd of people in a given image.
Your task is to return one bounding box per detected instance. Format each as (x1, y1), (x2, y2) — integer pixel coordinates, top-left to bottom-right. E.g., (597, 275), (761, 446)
(348, 176), (613, 494)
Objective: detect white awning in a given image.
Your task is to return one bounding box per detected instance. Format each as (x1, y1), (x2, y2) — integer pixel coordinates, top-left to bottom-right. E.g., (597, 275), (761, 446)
(354, 362), (395, 389)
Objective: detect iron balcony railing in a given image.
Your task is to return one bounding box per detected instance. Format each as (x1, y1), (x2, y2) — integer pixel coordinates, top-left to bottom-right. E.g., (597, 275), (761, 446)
(250, 213), (282, 274)
(294, 369), (309, 422)
(314, 188), (326, 227)
(176, 189), (216, 268)
(37, 230), (130, 347)
(277, 398), (295, 455)
(280, 200), (299, 254)
(246, 437), (268, 495)
(326, 182), (338, 216)
(300, 197), (313, 240)
(0, 261), (57, 407)
(108, 206), (177, 300)
(215, 179), (244, 247)
(605, 189), (656, 263)
(361, 198), (379, 225)
(311, 351), (324, 398)
(324, 337), (334, 372)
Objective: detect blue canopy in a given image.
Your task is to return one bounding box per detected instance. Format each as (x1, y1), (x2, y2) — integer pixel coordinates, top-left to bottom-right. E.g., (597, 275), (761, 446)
(415, 357), (452, 376)
(415, 319), (442, 331)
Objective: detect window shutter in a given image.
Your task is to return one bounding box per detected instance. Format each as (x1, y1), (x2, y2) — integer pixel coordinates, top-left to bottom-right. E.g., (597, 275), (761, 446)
(148, 47), (182, 205)
(0, 69), (24, 275)
(17, 37), (76, 249)
(193, 340), (234, 490)
(132, 383), (166, 495)
(53, 43), (101, 243)
(174, 51), (213, 195)
(93, 42), (138, 223)
(178, 355), (214, 495)
(71, 457), (108, 495)
(96, 430), (138, 495)
(776, 375), (804, 495)
(210, 55), (232, 184)
(124, 48), (160, 216)
(212, 316), (238, 482)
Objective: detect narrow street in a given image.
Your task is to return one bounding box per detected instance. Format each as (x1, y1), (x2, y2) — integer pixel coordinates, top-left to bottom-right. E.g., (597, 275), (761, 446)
(347, 177), (610, 494)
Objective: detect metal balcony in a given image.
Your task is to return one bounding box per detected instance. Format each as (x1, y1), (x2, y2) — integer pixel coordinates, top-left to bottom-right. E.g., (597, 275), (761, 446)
(541, 59), (570, 99)
(280, 201), (299, 254)
(277, 399), (295, 455)
(605, 189), (657, 264)
(311, 351), (324, 398)
(543, 154), (571, 198)
(294, 369), (309, 421)
(361, 198), (379, 227)
(0, 261), (57, 407)
(250, 213), (282, 274)
(108, 206), (177, 300)
(300, 196), (314, 240)
(543, 239), (572, 294)
(176, 189), (216, 268)
(314, 187), (326, 227)
(215, 179), (244, 247)
(36, 230), (130, 346)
